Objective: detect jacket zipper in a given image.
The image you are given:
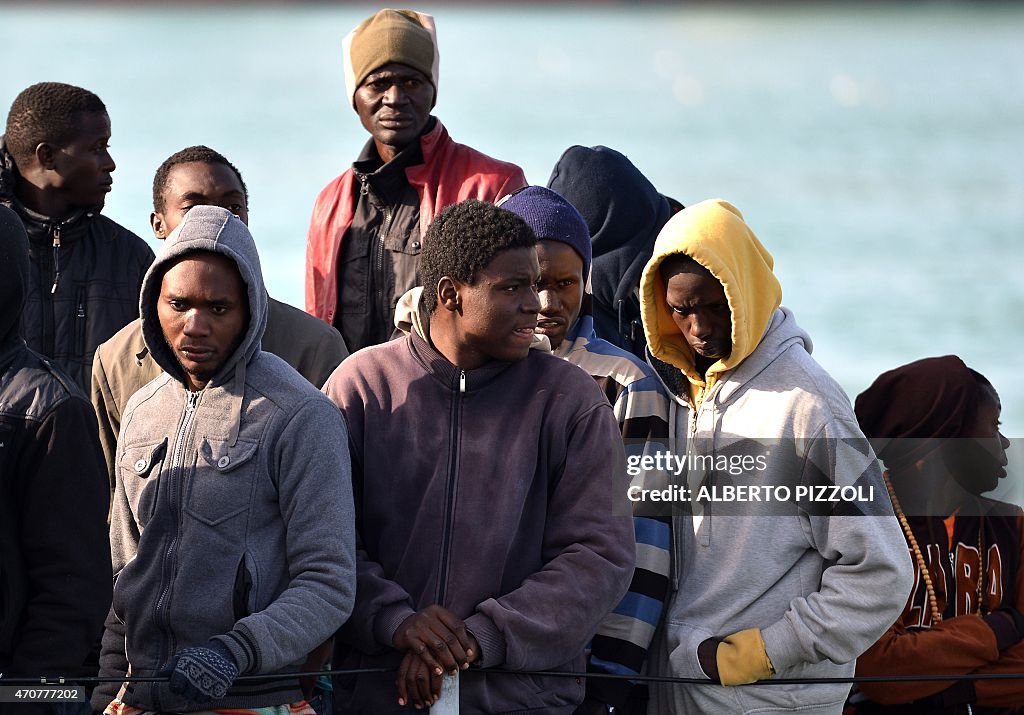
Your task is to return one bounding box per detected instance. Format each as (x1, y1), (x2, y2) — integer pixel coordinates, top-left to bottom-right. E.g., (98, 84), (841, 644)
(74, 286), (87, 356)
(37, 224), (62, 357)
(375, 204), (393, 317)
(50, 225), (61, 294)
(435, 370), (466, 605)
(153, 390), (200, 708)
(359, 173), (393, 334)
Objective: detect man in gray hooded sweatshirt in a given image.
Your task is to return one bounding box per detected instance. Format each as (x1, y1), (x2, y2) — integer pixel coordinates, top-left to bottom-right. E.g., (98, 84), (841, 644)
(95, 205), (356, 713)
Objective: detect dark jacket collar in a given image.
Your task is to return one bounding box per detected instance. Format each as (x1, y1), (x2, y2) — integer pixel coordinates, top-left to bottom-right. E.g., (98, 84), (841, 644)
(406, 330), (514, 393)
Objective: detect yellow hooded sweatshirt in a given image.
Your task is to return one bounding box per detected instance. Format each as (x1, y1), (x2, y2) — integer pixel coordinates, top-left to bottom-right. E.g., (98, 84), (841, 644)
(639, 199), (781, 408)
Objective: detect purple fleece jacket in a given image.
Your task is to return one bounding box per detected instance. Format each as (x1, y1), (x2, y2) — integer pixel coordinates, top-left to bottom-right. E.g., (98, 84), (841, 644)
(323, 331), (635, 714)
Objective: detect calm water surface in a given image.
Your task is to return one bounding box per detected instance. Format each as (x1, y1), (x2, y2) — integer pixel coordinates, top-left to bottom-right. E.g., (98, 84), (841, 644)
(3, 3), (1022, 494)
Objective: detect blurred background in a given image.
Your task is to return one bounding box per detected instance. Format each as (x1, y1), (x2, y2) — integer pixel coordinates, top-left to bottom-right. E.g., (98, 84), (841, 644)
(2, 1), (1022, 496)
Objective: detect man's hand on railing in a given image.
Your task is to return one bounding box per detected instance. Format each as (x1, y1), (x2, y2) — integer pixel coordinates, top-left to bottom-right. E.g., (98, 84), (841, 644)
(393, 605), (479, 676)
(396, 650), (443, 709)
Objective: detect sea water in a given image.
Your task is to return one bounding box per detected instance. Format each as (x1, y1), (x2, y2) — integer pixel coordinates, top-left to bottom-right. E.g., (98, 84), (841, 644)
(2, 2), (1022, 495)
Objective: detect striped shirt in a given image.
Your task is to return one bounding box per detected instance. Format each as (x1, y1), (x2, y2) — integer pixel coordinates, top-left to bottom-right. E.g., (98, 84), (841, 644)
(553, 314), (672, 707)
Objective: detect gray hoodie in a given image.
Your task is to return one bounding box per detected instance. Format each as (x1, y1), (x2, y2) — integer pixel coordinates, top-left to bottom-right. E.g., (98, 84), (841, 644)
(640, 200), (913, 715)
(97, 205), (356, 712)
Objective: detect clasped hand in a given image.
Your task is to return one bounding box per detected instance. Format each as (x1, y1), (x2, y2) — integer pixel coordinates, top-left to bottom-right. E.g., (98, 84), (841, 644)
(392, 605), (479, 709)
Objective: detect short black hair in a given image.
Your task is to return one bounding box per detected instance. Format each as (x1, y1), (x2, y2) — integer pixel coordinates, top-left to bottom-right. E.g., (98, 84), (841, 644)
(4, 82), (107, 167)
(152, 145), (248, 213)
(420, 199), (536, 312)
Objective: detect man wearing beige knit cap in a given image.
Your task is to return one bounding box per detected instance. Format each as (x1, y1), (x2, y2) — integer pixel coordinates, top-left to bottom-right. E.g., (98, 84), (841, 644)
(306, 8), (527, 353)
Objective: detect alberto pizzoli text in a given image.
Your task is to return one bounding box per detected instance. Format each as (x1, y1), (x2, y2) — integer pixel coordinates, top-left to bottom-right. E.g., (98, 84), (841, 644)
(627, 484), (876, 504)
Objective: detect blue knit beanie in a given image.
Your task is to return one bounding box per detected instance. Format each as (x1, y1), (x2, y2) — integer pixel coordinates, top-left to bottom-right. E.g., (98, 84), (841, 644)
(500, 186), (592, 277)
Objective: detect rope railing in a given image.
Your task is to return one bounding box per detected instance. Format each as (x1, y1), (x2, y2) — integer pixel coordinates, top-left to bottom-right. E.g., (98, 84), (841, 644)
(4, 668), (1022, 712)
(3, 666), (1024, 686)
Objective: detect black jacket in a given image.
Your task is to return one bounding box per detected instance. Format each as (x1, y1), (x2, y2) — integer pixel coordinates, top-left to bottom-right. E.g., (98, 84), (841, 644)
(1, 198), (154, 393)
(0, 205), (111, 680)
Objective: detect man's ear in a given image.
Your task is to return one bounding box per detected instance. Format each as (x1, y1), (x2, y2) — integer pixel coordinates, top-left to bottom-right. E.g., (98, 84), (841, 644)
(438, 277), (461, 312)
(34, 143), (57, 171)
(151, 211), (168, 239)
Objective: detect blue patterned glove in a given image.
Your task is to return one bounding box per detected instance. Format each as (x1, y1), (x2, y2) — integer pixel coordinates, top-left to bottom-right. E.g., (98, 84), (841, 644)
(167, 641), (239, 703)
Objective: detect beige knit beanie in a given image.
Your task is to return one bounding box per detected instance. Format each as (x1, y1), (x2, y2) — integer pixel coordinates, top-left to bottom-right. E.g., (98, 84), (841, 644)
(343, 9), (439, 108)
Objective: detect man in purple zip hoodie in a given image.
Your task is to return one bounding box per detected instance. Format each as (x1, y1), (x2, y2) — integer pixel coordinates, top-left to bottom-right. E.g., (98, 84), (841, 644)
(323, 199), (634, 714)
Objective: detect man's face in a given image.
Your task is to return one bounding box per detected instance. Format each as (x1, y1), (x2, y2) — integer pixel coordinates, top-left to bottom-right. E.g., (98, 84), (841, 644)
(663, 261), (732, 363)
(152, 161), (248, 238)
(535, 240), (584, 351)
(949, 384), (1011, 496)
(51, 111), (115, 211)
(354, 62), (434, 158)
(453, 247), (541, 368)
(157, 252), (249, 391)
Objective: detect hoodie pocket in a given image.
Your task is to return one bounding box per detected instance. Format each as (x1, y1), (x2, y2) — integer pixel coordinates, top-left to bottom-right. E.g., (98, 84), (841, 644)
(119, 439), (168, 526)
(665, 621), (717, 680)
(232, 553), (257, 621)
(186, 437), (259, 527)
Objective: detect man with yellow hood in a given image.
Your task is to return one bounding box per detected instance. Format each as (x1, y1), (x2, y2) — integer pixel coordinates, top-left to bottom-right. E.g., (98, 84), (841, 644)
(639, 199), (912, 714)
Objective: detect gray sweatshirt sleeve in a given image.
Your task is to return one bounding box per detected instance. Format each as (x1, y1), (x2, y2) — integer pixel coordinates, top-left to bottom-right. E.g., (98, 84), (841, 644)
(760, 418), (914, 672)
(214, 397), (357, 673)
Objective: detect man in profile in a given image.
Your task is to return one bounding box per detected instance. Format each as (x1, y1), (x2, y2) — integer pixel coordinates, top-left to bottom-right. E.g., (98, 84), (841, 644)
(0, 82), (154, 391)
(306, 8), (526, 352)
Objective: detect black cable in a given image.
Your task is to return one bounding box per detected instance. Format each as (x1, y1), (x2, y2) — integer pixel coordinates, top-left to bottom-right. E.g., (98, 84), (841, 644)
(4, 667), (1024, 687)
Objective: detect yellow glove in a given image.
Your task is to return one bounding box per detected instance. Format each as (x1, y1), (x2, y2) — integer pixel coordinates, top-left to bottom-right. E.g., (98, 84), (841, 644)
(716, 627), (775, 686)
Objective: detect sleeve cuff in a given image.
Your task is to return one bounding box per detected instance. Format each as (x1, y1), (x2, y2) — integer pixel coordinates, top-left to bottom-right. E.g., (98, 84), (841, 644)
(983, 610), (1022, 652)
(373, 602), (418, 649)
(213, 625), (259, 674)
(463, 612), (506, 669)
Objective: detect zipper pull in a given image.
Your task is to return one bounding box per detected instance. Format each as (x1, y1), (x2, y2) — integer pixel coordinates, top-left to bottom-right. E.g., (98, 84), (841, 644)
(186, 391), (200, 412)
(358, 174), (370, 196)
(459, 370), (466, 394)
(50, 226), (61, 294)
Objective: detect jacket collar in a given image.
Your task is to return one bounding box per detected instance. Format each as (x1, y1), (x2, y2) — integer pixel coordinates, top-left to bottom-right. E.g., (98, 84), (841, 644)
(406, 330), (515, 393)
(7, 198), (94, 246)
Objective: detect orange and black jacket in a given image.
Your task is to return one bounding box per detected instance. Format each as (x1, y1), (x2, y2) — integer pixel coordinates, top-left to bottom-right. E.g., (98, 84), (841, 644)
(852, 501), (1024, 714)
